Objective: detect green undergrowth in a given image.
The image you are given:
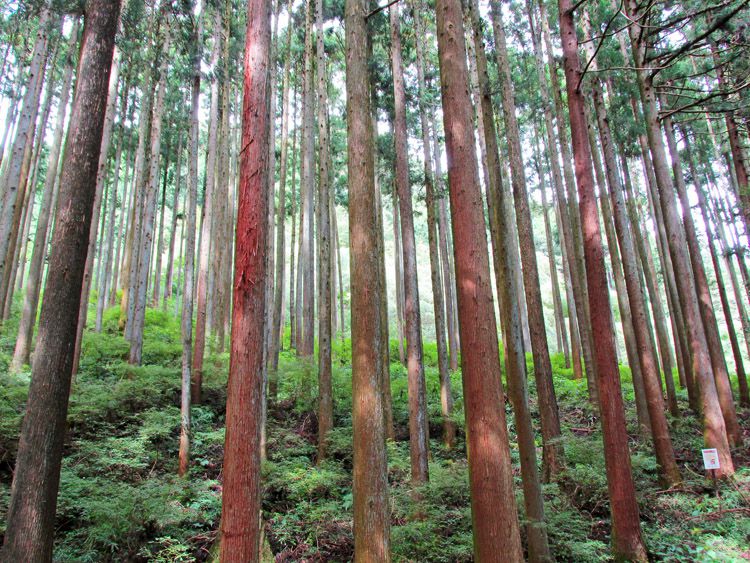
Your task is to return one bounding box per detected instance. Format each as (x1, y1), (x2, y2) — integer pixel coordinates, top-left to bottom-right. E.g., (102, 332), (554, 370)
(0, 305), (748, 561)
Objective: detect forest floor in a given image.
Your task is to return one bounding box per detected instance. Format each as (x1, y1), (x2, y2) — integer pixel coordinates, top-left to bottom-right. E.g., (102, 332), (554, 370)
(1, 305), (749, 562)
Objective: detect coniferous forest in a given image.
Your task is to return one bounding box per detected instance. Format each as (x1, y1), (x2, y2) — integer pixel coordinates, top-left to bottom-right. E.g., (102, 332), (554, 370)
(1, 0), (750, 560)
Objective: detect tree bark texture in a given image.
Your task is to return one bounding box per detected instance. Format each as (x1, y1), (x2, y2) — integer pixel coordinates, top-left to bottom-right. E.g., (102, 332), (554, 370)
(435, 0), (524, 557)
(0, 3), (120, 558)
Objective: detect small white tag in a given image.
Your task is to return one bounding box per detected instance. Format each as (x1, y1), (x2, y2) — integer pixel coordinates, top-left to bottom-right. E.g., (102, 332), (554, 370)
(702, 448), (720, 470)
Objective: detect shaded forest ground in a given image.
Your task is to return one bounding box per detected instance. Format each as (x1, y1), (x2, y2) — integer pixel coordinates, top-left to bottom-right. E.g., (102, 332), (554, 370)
(0, 305), (749, 562)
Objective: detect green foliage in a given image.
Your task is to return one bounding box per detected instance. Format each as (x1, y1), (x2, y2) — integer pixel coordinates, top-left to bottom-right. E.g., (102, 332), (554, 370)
(1, 302), (749, 561)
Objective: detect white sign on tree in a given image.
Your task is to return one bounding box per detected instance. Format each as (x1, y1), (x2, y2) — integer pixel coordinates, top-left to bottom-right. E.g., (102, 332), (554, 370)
(701, 448), (720, 470)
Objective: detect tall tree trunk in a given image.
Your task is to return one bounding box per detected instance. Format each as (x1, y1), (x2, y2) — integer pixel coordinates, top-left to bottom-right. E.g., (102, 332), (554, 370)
(435, 0), (523, 557)
(345, 0), (391, 557)
(372, 93), (395, 441)
(535, 0), (598, 403)
(412, 0), (454, 449)
(0, 70), (23, 168)
(0, 3), (119, 558)
(71, 41), (122, 374)
(489, 0), (563, 480)
(111, 141), (135, 305)
(709, 42), (750, 234)
(96, 96), (127, 331)
(390, 3), (429, 484)
(391, 175), (406, 366)
(121, 11), (157, 339)
(192, 6), (223, 402)
(10, 21), (78, 371)
(261, 1), (279, 453)
(299, 0), (315, 358)
(556, 200), (585, 381)
(270, 13), (293, 375)
(1, 34), (52, 321)
(288, 102), (299, 351)
(558, 2), (649, 558)
(10, 71), (56, 311)
(152, 144), (170, 307)
(432, 133), (459, 371)
(316, 0), (333, 463)
(218, 0), (271, 555)
(593, 135), (651, 438)
(636, 134), (697, 406)
(465, 1), (551, 557)
(179, 0), (204, 477)
(707, 169), (750, 406)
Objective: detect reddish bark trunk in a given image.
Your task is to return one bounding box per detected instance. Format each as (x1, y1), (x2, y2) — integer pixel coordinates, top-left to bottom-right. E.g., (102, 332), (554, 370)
(435, 0), (523, 557)
(218, 0), (271, 557)
(558, 1), (648, 559)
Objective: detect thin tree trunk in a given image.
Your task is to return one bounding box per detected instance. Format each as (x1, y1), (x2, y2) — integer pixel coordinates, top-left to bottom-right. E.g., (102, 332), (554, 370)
(192, 6), (223, 402)
(12, 74), (56, 307)
(152, 144), (170, 307)
(535, 132), (570, 365)
(299, 0), (315, 358)
(619, 153), (680, 416)
(583, 22), (681, 485)
(432, 132), (459, 372)
(372, 92), (395, 441)
(270, 12), (293, 375)
(111, 142), (134, 305)
(316, 0), (333, 463)
(489, 0), (563, 480)
(390, 3), (429, 485)
(557, 201), (585, 381)
(334, 195), (345, 342)
(179, 0), (204, 478)
(412, 0), (454, 449)
(1, 38), (52, 321)
(164, 138), (183, 305)
(708, 170), (750, 405)
(593, 135), (651, 437)
(71, 42), (122, 374)
(636, 135), (697, 405)
(685, 129), (750, 408)
(391, 175), (406, 366)
(96, 97), (127, 332)
(536, 0), (598, 403)
(0, 7), (54, 305)
(288, 102), (299, 351)
(121, 12), (157, 338)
